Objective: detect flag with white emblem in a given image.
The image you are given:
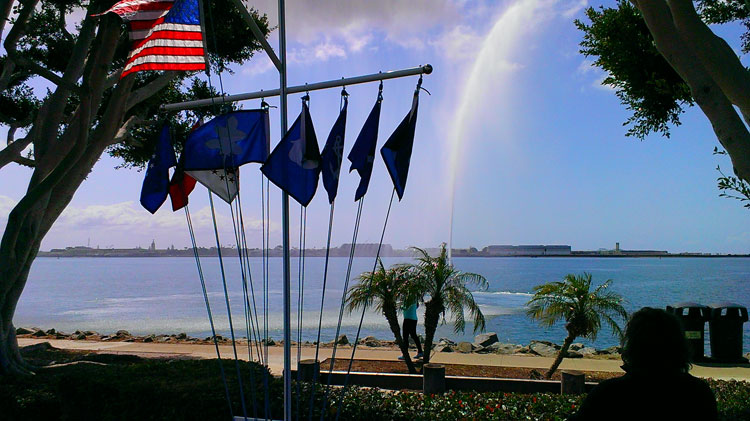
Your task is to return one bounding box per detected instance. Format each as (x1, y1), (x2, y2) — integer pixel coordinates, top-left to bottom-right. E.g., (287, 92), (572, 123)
(183, 109), (270, 171)
(320, 96), (347, 203)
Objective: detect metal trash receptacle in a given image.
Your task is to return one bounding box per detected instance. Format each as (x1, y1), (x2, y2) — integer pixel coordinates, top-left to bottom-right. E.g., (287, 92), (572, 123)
(708, 303), (749, 363)
(666, 302), (710, 361)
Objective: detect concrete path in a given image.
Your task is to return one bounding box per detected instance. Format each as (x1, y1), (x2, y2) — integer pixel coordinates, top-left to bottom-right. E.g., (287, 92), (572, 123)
(19, 338), (750, 381)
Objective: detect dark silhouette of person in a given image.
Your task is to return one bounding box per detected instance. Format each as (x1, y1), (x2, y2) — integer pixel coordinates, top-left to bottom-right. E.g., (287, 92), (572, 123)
(569, 307), (717, 420)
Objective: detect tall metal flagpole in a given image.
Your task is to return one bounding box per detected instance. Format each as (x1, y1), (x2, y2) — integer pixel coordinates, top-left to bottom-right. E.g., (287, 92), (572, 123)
(277, 1), (292, 421)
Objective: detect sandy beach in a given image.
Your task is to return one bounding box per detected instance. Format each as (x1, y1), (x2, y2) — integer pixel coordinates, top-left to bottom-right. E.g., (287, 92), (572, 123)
(18, 337), (750, 381)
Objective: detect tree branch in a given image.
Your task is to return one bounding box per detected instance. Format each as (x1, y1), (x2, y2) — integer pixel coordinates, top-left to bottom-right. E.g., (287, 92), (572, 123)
(0, 134), (32, 170)
(632, 0), (750, 183)
(0, 0), (15, 40)
(5, 53), (78, 90)
(0, 0), (39, 93)
(13, 156), (35, 167)
(32, 11), (105, 177)
(665, 0), (750, 124)
(110, 115), (142, 146)
(125, 71), (179, 112)
(104, 68), (124, 89)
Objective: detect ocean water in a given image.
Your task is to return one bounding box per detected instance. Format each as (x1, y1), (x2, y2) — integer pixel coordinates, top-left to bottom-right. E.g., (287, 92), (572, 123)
(14, 256), (750, 352)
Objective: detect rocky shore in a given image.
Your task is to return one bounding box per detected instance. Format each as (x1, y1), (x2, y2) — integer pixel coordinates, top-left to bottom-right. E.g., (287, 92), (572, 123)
(14, 327), (624, 359)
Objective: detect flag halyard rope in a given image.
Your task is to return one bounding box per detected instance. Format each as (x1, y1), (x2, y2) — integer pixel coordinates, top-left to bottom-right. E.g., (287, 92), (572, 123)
(334, 188), (396, 421)
(295, 204), (307, 419)
(307, 200), (335, 421)
(208, 191), (249, 419)
(183, 205), (234, 418)
(318, 197), (364, 421)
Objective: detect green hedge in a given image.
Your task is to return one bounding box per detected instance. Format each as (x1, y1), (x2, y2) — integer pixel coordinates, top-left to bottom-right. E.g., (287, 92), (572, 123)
(1, 357), (748, 420)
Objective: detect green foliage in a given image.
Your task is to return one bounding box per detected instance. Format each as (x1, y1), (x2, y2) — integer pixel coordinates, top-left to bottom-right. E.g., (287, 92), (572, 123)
(411, 243), (488, 334)
(0, 356), (279, 420)
(4, 356), (749, 421)
(326, 387), (583, 421)
(707, 378), (750, 420)
(107, 78), (223, 169)
(714, 147), (750, 208)
(345, 260), (415, 314)
(3, 0), (270, 167)
(696, 0), (750, 53)
(575, 2), (693, 139)
(527, 273), (627, 341)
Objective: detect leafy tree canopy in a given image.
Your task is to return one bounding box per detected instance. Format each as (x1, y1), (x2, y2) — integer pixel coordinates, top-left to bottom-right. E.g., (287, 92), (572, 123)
(1, 0), (270, 169)
(576, 0), (750, 206)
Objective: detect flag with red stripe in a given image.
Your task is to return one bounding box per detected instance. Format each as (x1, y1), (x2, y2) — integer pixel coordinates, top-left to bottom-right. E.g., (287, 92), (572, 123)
(99, 0), (206, 78)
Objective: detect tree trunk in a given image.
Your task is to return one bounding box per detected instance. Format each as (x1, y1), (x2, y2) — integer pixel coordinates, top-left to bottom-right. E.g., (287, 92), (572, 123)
(545, 333), (576, 379)
(383, 303), (417, 374)
(422, 297), (443, 364)
(0, 16), (132, 376)
(632, 0), (750, 184)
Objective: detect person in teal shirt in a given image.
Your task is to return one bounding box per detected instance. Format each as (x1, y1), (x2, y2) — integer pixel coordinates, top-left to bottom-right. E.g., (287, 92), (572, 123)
(400, 300), (423, 360)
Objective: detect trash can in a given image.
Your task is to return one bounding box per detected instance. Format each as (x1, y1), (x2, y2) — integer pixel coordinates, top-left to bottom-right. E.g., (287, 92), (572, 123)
(708, 303), (749, 363)
(666, 302), (709, 361)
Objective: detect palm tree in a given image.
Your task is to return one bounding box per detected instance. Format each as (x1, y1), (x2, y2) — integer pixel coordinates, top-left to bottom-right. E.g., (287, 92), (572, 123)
(526, 272), (628, 379)
(411, 243), (488, 364)
(346, 261), (420, 374)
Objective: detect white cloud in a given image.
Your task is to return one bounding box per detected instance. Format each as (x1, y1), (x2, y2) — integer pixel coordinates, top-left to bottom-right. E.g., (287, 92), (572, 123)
(429, 25), (485, 62)
(561, 0), (588, 18)
(577, 59), (596, 75)
(242, 57), (276, 76)
(238, 0), (462, 73)
(249, 0), (459, 43)
(0, 195), (277, 250)
(0, 195), (15, 220)
(592, 75), (615, 91)
(577, 59), (615, 91)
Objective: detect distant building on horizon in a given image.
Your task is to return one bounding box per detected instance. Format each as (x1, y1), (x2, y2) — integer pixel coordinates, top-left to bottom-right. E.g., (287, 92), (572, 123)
(481, 245), (571, 256)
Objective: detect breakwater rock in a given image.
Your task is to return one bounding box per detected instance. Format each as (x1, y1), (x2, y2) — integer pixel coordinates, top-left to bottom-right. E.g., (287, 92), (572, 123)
(15, 328), (624, 358)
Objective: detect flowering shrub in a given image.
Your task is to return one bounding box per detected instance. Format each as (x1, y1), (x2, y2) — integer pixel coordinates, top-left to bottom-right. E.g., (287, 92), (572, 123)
(301, 385), (585, 421)
(301, 379), (750, 421)
(1, 354), (747, 420)
(706, 379), (750, 421)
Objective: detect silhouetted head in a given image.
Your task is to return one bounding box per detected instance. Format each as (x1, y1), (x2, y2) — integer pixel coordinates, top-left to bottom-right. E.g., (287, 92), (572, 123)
(621, 307), (690, 376)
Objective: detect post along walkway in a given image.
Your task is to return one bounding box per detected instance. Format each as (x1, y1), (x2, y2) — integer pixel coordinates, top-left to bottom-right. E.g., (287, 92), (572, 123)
(18, 338), (750, 381)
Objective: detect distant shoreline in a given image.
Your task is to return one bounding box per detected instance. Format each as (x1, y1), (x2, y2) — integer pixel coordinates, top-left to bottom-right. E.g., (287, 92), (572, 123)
(36, 252), (750, 258)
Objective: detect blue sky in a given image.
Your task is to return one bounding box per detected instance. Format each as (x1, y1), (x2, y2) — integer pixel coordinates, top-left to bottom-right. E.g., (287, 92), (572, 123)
(1, 0), (749, 253)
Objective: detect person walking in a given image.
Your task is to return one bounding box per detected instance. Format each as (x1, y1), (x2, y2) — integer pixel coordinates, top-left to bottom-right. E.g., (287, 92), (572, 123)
(399, 300), (424, 360)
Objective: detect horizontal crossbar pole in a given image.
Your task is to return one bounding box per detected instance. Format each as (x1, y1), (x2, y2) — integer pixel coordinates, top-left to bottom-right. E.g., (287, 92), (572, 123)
(161, 64), (432, 111)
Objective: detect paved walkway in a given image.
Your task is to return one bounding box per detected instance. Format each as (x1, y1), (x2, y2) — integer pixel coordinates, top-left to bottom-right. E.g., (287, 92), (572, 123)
(18, 338), (750, 381)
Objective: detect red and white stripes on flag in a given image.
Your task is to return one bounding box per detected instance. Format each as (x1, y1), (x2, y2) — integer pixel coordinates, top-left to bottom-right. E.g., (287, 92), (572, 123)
(99, 0), (206, 78)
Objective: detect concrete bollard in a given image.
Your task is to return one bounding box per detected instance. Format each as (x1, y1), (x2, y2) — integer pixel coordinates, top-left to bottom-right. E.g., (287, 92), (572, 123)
(561, 370), (585, 394)
(423, 363), (446, 395)
(299, 359), (320, 383)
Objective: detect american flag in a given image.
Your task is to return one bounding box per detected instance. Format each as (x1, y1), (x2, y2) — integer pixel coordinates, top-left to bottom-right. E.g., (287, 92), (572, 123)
(100, 0), (206, 78)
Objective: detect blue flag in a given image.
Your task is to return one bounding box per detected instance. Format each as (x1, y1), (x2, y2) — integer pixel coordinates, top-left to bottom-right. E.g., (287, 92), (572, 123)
(381, 90), (419, 200)
(261, 103), (321, 207)
(347, 98), (381, 201)
(183, 109), (270, 171)
(320, 98), (348, 203)
(140, 124), (177, 214)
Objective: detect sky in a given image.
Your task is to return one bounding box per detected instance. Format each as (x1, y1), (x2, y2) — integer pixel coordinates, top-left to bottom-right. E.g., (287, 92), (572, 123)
(1, 0), (749, 254)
